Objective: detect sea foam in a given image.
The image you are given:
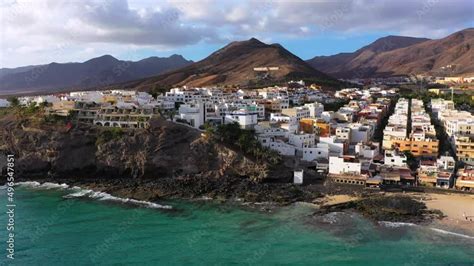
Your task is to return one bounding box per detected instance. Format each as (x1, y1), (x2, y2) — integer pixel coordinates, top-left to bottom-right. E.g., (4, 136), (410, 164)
(17, 181), (172, 210)
(378, 221), (417, 228)
(430, 228), (474, 240)
(64, 188), (172, 209)
(17, 181), (69, 189)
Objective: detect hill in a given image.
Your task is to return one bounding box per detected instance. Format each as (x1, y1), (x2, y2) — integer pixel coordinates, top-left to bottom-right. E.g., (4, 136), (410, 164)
(307, 28), (474, 78)
(125, 38), (337, 91)
(0, 55), (192, 95)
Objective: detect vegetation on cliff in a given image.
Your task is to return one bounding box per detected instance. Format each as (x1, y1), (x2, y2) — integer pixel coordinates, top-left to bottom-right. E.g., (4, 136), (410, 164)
(95, 127), (124, 145)
(205, 122), (281, 166)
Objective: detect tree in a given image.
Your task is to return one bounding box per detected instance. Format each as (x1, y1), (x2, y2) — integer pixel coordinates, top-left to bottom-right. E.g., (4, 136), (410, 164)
(39, 101), (49, 108)
(204, 122), (215, 137)
(7, 97), (19, 107)
(403, 151), (418, 171)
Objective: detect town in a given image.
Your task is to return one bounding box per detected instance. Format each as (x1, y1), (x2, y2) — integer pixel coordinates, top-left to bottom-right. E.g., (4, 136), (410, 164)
(1, 80), (474, 192)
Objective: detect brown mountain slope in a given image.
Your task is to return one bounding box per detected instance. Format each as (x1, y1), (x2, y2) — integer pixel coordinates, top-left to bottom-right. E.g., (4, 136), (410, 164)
(126, 38), (335, 90)
(0, 55), (193, 96)
(307, 28), (474, 78)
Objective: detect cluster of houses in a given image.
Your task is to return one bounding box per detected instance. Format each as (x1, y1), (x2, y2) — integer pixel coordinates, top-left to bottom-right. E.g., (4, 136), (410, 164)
(3, 84), (473, 191)
(253, 87), (402, 186)
(380, 97), (457, 189)
(15, 90), (172, 129)
(169, 85), (338, 129)
(431, 98), (474, 190)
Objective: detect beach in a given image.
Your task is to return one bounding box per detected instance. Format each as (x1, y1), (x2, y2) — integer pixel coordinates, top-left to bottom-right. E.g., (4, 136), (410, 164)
(420, 193), (474, 234)
(315, 192), (474, 235)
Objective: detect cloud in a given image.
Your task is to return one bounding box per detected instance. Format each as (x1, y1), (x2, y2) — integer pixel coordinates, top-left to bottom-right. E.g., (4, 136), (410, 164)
(1, 0), (472, 67)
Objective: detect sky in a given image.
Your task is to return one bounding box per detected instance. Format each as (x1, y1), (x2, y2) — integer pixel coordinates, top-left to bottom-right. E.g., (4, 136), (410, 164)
(0, 0), (473, 68)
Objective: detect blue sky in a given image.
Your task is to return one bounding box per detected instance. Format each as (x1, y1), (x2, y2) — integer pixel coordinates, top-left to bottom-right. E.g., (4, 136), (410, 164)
(132, 32), (393, 62)
(1, 0), (473, 67)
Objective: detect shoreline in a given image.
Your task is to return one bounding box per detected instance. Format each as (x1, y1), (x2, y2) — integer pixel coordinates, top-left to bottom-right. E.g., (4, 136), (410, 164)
(11, 179), (474, 239)
(420, 193), (474, 235)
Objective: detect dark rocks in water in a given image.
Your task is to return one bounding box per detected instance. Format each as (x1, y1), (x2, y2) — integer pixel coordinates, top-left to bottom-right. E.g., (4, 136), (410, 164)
(316, 195), (444, 224)
(27, 176), (321, 206)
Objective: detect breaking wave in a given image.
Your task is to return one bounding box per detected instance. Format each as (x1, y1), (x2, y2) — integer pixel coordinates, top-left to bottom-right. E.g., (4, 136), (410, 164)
(17, 181), (69, 189)
(378, 221), (417, 228)
(16, 181), (172, 210)
(379, 221), (474, 239)
(430, 228), (474, 240)
(64, 188), (172, 210)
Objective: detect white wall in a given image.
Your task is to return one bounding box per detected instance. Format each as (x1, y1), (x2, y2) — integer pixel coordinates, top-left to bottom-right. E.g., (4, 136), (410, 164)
(329, 157), (361, 175)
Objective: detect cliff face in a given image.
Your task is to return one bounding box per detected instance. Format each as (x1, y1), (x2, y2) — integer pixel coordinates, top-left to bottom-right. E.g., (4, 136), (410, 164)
(0, 118), (273, 182)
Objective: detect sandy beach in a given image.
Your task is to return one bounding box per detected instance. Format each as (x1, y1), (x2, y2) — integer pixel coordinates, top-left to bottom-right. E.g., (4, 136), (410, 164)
(419, 193), (474, 234)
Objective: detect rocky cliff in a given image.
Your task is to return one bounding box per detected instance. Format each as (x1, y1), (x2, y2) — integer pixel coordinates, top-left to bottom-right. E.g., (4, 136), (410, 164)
(1, 117), (277, 181)
(0, 116), (315, 203)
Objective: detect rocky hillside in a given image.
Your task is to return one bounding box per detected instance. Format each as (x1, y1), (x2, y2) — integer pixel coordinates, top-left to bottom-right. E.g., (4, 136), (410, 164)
(0, 117), (279, 181)
(307, 28), (474, 78)
(126, 38), (336, 90)
(0, 113), (320, 203)
(0, 54), (192, 96)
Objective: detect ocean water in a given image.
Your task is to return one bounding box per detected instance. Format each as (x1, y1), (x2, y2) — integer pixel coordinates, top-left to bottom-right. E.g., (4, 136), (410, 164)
(0, 183), (473, 265)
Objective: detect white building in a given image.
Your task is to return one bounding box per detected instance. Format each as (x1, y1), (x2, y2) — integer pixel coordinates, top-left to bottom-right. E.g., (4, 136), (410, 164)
(384, 150), (407, 167)
(302, 143), (329, 161)
(437, 156), (455, 170)
(355, 142), (380, 159)
(177, 102), (205, 128)
(329, 156), (361, 175)
(350, 123), (374, 144)
(304, 102), (324, 118)
(319, 136), (345, 156)
(224, 109), (258, 129)
(0, 99), (10, 108)
(288, 133), (315, 149)
(335, 126), (351, 142)
(320, 111), (335, 123)
(270, 113), (290, 122)
(260, 138), (296, 156)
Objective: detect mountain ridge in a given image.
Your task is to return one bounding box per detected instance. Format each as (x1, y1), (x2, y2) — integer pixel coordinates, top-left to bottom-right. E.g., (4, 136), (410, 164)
(307, 28), (474, 78)
(124, 38), (336, 91)
(0, 55), (193, 95)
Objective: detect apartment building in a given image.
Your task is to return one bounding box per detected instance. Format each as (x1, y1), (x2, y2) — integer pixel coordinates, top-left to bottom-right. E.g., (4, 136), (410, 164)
(384, 98), (438, 157)
(329, 156), (362, 175)
(455, 166), (474, 191)
(303, 102), (324, 118)
(94, 103), (157, 129)
(453, 135), (474, 165)
(384, 149), (408, 167)
(299, 118), (331, 137)
(281, 106), (311, 121)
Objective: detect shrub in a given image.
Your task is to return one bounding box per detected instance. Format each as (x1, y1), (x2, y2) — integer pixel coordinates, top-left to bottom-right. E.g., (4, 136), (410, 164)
(211, 122), (281, 165)
(7, 97), (19, 107)
(96, 127), (124, 145)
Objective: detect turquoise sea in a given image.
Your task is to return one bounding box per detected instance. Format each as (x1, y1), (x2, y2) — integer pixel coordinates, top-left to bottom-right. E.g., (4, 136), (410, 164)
(0, 182), (473, 265)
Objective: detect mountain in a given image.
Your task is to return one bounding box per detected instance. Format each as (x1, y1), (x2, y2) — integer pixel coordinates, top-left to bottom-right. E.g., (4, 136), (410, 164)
(307, 28), (474, 78)
(0, 65), (43, 79)
(0, 55), (193, 95)
(307, 36), (430, 78)
(126, 38), (335, 90)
